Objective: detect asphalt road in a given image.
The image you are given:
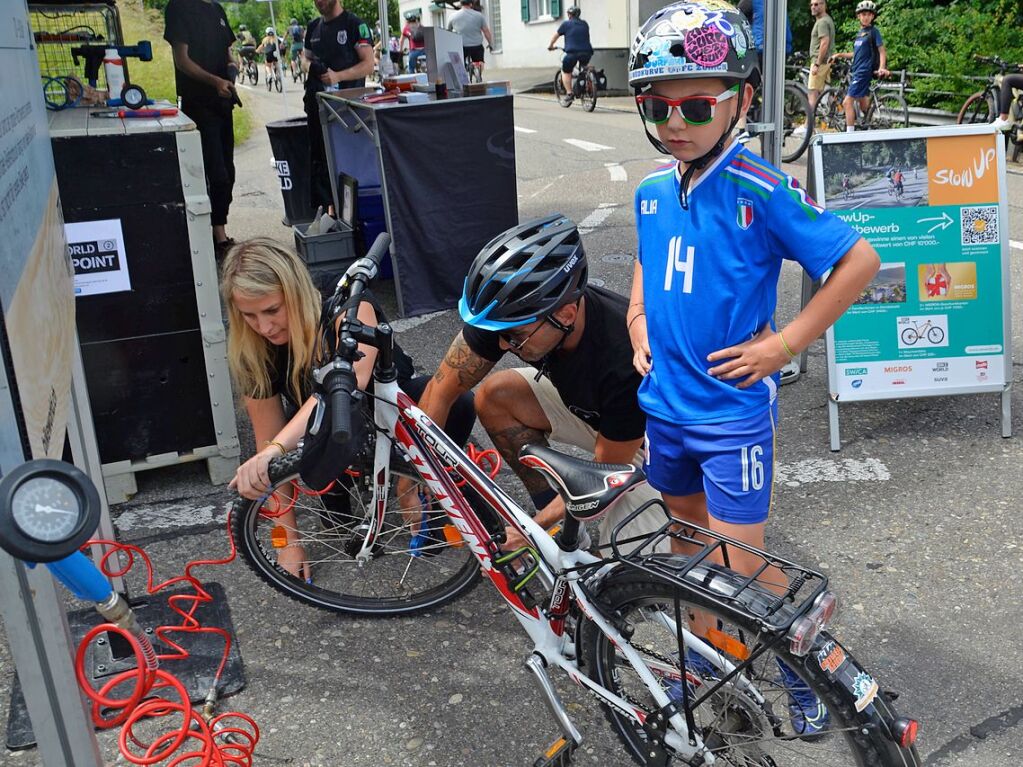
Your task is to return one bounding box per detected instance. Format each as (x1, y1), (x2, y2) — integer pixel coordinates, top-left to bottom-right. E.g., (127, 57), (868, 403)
(842, 171), (930, 209)
(2, 78), (1023, 767)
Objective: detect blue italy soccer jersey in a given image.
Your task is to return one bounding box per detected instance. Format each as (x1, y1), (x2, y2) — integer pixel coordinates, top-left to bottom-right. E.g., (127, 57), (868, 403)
(634, 143), (859, 425)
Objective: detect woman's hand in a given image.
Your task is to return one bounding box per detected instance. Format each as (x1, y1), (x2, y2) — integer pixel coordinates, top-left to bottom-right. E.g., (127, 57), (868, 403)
(628, 315), (651, 376)
(229, 446), (283, 500)
(706, 325), (790, 389)
(277, 543), (311, 582)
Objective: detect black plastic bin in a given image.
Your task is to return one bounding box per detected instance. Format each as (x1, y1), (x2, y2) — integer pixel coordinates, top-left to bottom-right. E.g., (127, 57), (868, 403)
(267, 117), (316, 226)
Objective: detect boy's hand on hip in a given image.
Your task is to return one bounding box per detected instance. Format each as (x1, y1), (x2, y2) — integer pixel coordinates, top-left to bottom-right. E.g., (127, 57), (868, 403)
(706, 326), (788, 389)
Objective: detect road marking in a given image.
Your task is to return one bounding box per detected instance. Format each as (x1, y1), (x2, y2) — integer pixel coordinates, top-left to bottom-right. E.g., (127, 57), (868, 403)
(604, 162), (627, 181)
(564, 138), (613, 152)
(514, 126), (537, 134)
(115, 503), (228, 532)
(579, 203), (618, 233)
(391, 310), (446, 332)
(521, 175), (564, 201)
(1010, 240), (1023, 252)
(776, 458), (890, 487)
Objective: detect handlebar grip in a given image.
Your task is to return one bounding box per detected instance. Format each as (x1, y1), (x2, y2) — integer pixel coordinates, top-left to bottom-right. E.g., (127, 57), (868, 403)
(330, 382), (353, 444)
(364, 232), (392, 270)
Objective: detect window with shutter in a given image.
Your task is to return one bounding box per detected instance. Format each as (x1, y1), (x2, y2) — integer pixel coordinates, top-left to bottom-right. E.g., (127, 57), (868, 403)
(521, 0), (530, 21)
(551, 0), (561, 17)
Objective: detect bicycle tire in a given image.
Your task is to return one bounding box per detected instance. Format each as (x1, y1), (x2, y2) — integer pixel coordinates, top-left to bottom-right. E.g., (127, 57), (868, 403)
(871, 93), (908, 130)
(274, 73), (283, 93)
(926, 326), (944, 345)
(900, 328), (918, 346)
(819, 88), (846, 133)
(581, 576), (918, 766)
(232, 449), (489, 615)
(782, 83), (813, 162)
(956, 90), (996, 125)
(580, 70), (598, 112)
(553, 69), (572, 107)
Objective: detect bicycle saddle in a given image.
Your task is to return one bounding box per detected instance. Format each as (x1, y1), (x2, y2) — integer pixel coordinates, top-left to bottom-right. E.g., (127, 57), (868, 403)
(518, 445), (645, 522)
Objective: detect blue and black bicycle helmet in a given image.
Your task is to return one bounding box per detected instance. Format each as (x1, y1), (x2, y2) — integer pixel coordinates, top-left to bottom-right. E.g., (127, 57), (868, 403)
(459, 215), (587, 331)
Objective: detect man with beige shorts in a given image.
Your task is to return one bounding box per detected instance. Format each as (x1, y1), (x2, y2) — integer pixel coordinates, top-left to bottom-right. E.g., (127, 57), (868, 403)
(417, 214), (668, 554)
(807, 0), (834, 113)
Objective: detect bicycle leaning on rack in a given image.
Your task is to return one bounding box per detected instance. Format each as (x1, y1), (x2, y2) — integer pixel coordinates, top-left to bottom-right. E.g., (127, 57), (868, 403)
(746, 53), (814, 163)
(816, 59), (909, 133)
(957, 54), (1023, 164)
(230, 233), (922, 766)
(552, 47), (598, 113)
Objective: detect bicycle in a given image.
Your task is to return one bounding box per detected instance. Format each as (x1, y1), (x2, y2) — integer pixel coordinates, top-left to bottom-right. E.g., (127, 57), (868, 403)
(552, 48), (597, 113)
(231, 233), (922, 766)
(240, 49), (258, 86)
(900, 318), (943, 346)
(817, 60), (909, 132)
(464, 54), (484, 84)
(266, 60), (283, 93)
(957, 55), (1023, 164)
(746, 74), (814, 163)
(289, 52), (305, 84)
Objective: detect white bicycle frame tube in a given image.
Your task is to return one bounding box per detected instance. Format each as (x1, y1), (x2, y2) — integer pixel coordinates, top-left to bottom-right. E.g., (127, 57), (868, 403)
(366, 378), (706, 759)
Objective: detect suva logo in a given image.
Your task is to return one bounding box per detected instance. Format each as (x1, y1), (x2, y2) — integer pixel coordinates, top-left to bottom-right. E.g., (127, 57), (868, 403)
(851, 379), (863, 389)
(845, 367), (868, 376)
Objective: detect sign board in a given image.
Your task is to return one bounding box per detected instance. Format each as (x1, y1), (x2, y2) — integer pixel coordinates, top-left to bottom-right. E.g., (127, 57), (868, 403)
(810, 125), (1011, 450)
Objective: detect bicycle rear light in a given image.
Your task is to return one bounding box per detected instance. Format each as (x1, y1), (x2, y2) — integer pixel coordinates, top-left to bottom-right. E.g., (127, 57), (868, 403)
(787, 591), (837, 656)
(892, 717), (919, 748)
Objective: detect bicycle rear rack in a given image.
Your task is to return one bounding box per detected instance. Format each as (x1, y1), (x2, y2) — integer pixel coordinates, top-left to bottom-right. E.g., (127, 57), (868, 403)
(603, 501), (829, 633)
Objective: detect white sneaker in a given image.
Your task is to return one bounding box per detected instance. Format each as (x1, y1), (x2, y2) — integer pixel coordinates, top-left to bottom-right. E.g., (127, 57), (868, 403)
(990, 116), (1013, 132)
(792, 125), (807, 137)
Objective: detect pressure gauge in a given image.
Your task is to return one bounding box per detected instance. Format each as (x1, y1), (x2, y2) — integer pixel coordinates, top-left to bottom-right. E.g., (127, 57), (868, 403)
(0, 460), (101, 563)
(121, 83), (148, 110)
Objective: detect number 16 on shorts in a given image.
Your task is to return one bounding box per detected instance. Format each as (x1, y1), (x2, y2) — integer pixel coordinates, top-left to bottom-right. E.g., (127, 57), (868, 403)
(740, 445), (764, 491)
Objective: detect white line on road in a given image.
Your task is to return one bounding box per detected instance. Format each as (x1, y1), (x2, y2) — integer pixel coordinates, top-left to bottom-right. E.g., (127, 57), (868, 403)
(604, 162), (627, 181)
(775, 458), (890, 487)
(391, 310), (447, 333)
(520, 175), (565, 201)
(1010, 240), (1023, 252)
(514, 126), (537, 134)
(115, 503), (228, 532)
(578, 203), (619, 233)
(564, 138), (614, 152)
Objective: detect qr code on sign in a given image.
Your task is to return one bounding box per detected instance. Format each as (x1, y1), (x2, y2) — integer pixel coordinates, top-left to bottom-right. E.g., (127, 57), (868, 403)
(961, 206), (999, 245)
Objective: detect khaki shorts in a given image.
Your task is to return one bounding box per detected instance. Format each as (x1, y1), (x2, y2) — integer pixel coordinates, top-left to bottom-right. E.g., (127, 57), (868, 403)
(807, 63), (831, 92)
(510, 368), (670, 554)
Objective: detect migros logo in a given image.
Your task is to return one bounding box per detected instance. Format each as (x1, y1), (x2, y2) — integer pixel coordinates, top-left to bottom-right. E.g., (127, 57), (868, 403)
(884, 365), (912, 374)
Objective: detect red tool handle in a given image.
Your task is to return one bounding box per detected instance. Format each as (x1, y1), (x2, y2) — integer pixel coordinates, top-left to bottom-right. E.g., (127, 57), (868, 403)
(118, 108), (179, 118)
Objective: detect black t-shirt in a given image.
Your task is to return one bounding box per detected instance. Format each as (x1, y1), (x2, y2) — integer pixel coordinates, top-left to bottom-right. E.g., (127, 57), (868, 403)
(461, 286), (646, 442)
(303, 11), (372, 108)
(163, 0), (235, 106)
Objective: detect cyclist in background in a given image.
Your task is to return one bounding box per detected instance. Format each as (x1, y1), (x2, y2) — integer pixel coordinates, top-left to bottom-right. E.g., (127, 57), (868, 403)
(892, 167), (904, 196)
(235, 23), (257, 68)
(991, 68), (1023, 132)
(547, 6), (592, 102)
(447, 0), (493, 79)
(830, 0), (889, 132)
(287, 17), (305, 79)
(402, 11), (427, 73)
(260, 27), (280, 82)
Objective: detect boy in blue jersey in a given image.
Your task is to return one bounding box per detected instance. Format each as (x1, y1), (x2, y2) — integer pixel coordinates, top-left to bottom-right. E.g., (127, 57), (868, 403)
(830, 0), (889, 132)
(626, 0), (880, 737)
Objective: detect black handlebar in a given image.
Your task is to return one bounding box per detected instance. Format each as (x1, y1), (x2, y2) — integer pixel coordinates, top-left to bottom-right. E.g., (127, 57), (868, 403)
(321, 232), (392, 444)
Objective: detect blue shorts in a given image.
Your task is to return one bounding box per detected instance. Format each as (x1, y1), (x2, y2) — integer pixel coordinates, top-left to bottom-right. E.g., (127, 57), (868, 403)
(562, 52), (592, 74)
(643, 404), (777, 525)
(847, 76), (871, 99)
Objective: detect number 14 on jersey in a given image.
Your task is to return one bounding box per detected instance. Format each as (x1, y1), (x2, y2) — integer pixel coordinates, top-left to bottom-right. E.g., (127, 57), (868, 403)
(664, 236), (694, 294)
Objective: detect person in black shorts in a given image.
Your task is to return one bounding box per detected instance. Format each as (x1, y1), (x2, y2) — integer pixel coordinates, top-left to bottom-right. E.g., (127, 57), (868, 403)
(304, 0), (375, 213)
(221, 239), (476, 577)
(163, 0), (239, 255)
(547, 6), (592, 99)
(415, 216), (668, 555)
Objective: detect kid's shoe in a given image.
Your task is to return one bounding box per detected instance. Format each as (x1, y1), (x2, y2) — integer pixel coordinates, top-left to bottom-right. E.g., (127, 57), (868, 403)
(990, 116), (1013, 132)
(664, 651), (720, 702)
(776, 659), (830, 738)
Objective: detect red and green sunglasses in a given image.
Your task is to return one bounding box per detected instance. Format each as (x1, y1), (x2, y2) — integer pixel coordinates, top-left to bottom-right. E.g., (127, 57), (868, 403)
(635, 84), (740, 126)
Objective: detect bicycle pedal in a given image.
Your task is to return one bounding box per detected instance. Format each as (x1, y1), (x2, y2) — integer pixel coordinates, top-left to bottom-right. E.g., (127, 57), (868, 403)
(532, 736), (576, 767)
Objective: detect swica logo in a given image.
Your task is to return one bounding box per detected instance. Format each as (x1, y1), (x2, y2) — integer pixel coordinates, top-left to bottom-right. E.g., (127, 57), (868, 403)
(884, 365), (913, 374)
(845, 367), (868, 376)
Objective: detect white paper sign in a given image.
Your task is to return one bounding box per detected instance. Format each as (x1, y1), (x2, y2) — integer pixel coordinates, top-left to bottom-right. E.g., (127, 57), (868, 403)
(66, 219), (132, 297)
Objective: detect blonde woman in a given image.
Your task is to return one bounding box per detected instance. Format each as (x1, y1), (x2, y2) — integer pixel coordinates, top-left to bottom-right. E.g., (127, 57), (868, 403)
(220, 239), (474, 578)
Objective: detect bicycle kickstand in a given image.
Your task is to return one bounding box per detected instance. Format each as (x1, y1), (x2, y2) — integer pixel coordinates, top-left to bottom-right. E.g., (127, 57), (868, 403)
(532, 736), (577, 767)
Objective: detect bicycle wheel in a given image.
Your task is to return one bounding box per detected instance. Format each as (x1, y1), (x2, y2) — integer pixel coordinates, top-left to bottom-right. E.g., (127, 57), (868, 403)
(870, 93), (908, 130)
(926, 326), (944, 345)
(582, 576), (917, 766)
(900, 328), (918, 346)
(819, 89), (846, 133)
(232, 448), (489, 615)
(782, 83), (813, 162)
(580, 70), (598, 112)
(554, 69), (572, 107)
(274, 72), (283, 93)
(956, 90), (996, 125)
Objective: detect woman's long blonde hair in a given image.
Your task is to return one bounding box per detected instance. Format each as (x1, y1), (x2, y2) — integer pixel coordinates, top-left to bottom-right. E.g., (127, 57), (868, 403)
(219, 239), (322, 404)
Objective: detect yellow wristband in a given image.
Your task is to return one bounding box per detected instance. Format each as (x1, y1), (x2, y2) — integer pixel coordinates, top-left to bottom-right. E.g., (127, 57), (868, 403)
(265, 440), (287, 456)
(778, 331), (796, 360)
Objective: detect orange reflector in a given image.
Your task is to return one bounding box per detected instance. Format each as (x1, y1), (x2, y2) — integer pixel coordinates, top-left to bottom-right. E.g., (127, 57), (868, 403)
(707, 627), (750, 660)
(442, 524), (465, 547)
(270, 526), (288, 549)
(893, 717), (918, 748)
(545, 738), (567, 758)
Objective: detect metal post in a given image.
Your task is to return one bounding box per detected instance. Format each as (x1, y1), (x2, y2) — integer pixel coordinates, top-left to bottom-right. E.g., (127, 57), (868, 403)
(759, 0), (788, 167)
(379, 0), (394, 78)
